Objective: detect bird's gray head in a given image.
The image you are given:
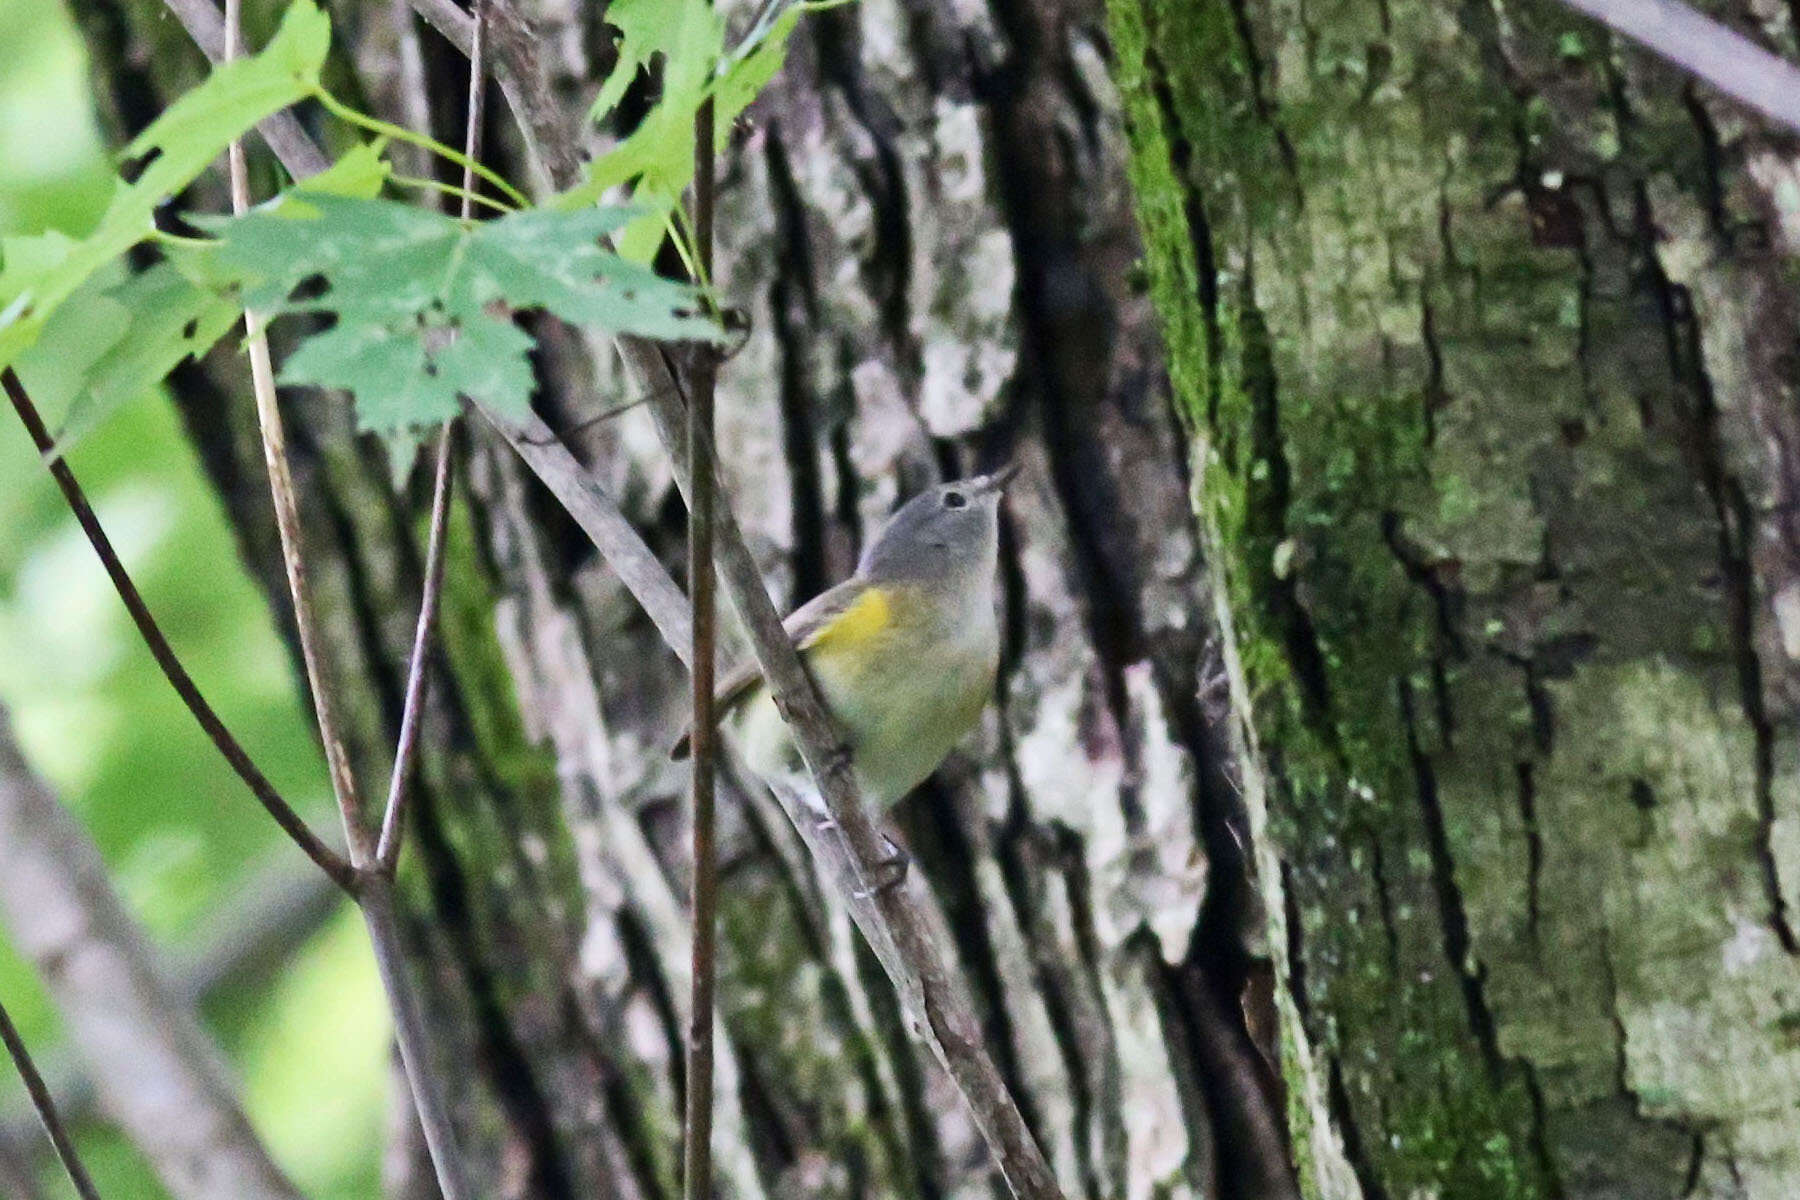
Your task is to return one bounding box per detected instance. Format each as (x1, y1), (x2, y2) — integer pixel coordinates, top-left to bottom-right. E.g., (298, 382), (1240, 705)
(857, 465), (1016, 587)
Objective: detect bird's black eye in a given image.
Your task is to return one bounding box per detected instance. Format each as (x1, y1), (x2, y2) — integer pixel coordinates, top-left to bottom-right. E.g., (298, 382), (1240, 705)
(943, 489), (967, 509)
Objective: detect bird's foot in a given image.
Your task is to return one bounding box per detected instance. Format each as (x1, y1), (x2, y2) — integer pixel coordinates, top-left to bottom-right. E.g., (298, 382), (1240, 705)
(853, 835), (910, 900)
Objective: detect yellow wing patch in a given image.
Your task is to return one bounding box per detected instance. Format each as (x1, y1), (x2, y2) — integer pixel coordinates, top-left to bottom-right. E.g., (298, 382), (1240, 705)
(804, 586), (892, 653)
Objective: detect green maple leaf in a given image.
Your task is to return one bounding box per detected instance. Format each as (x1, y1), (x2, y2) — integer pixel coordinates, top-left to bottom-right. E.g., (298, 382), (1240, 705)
(6, 141), (393, 457)
(190, 194), (721, 441)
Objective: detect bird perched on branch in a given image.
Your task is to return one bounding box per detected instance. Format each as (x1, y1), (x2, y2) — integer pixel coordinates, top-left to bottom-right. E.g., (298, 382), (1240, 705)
(673, 466), (1016, 873)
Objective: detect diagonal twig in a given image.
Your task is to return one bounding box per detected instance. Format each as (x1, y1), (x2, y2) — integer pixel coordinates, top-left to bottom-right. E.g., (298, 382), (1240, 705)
(638, 354), (1064, 1200)
(2, 367), (356, 895)
(373, 423), (454, 871)
(470, 0), (1060, 1176)
(403, 0), (581, 193)
(476, 405), (695, 655)
(1557, 0), (1800, 134)
(159, 0), (331, 178)
(374, 0), (488, 876)
(0, 995), (101, 1200)
(682, 90), (721, 1200)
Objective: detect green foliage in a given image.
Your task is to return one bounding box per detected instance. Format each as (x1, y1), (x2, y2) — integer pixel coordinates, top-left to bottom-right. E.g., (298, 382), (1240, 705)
(569, 0), (842, 261)
(0, 0), (330, 372)
(1, 0), (750, 466)
(188, 196), (720, 440)
(16, 262), (240, 459)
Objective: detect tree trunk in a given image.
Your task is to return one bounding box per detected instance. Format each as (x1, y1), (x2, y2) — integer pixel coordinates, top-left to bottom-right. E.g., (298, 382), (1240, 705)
(73, 0), (1293, 1196)
(1108, 0), (1800, 1195)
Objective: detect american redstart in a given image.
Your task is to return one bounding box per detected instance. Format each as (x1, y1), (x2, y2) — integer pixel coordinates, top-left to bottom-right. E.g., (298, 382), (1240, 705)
(673, 466), (1016, 839)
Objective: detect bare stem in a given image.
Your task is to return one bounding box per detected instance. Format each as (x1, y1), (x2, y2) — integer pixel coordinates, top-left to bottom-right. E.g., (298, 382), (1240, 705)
(374, 0), (486, 875)
(682, 92), (720, 1200)
(358, 876), (473, 1200)
(159, 0), (330, 178)
(373, 423), (454, 873)
(477, 405), (693, 655)
(225, 0), (370, 862)
(1, 367), (356, 895)
(642, 365), (1065, 1200)
(403, 5), (1064, 1191)
(0, 995), (101, 1200)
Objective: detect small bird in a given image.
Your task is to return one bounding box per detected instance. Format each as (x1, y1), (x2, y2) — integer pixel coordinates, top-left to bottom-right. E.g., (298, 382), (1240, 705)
(673, 466), (1015, 853)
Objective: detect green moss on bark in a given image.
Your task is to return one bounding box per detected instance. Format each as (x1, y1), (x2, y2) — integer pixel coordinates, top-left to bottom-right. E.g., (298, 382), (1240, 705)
(1109, 0), (1800, 1195)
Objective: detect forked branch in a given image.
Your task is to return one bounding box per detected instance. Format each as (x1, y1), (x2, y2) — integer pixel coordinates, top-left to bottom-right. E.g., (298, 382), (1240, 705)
(220, 0), (470, 1194)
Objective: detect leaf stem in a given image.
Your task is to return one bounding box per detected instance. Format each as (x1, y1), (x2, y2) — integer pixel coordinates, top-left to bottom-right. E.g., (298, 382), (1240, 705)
(310, 88), (529, 209)
(387, 173), (516, 213)
(147, 228), (217, 249)
(667, 204), (715, 295)
(1, 367), (358, 895)
(0, 994), (102, 1200)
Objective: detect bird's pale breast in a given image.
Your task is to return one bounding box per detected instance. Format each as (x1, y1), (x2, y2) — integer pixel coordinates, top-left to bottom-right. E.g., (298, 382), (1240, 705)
(728, 579), (998, 807)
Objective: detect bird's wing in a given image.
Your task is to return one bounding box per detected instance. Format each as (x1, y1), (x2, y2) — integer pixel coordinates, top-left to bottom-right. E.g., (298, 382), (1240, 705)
(669, 577), (878, 760)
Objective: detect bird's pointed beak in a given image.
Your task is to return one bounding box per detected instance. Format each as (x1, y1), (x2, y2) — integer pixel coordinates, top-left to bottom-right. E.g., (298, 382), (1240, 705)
(973, 461), (1020, 495)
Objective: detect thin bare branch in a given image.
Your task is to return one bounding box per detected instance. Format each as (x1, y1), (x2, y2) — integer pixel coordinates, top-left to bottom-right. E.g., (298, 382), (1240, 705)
(386, 0), (436, 180)
(356, 875), (471, 1200)
(374, 424), (454, 873)
(642, 365), (1064, 1200)
(477, 404), (695, 656)
(0, 995), (101, 1200)
(682, 91), (721, 1200)
(220, 4), (470, 1195)
(414, 5), (1065, 1192)
(403, 0), (581, 193)
(223, 0), (369, 863)
(167, 70), (696, 655)
(0, 706), (301, 1200)
(374, 0), (486, 875)
(2, 367), (357, 895)
(1557, 0), (1800, 133)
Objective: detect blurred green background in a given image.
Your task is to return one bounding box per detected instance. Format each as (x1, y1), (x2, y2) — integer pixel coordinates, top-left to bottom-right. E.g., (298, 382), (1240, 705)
(1, 1), (388, 1195)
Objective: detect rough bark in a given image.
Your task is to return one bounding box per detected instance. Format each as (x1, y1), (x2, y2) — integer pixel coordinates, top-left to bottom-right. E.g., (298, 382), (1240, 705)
(68, 0), (1289, 1196)
(1107, 0), (1800, 1195)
